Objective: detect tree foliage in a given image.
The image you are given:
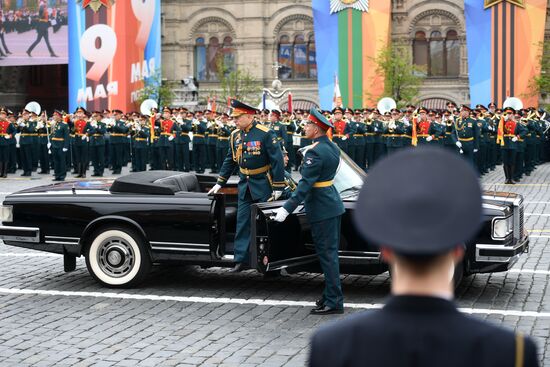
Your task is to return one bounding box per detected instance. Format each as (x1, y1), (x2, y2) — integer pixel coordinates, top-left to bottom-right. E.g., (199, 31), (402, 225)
(136, 70), (175, 108)
(373, 42), (426, 107)
(217, 60), (262, 106)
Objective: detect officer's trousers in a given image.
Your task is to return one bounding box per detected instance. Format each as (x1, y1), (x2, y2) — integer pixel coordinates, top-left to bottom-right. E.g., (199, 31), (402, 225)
(175, 143), (191, 171)
(193, 144), (206, 172)
(134, 148), (147, 172)
(159, 145), (174, 170)
(354, 144), (365, 168)
(365, 143), (374, 169)
(52, 148), (66, 180)
(20, 144), (33, 174)
(207, 144), (217, 172)
(111, 143), (123, 172)
(311, 215), (344, 310)
(91, 145), (105, 175)
(514, 150), (525, 179)
(216, 147), (227, 172)
(373, 143), (385, 165)
(234, 188), (270, 264)
(285, 141), (295, 171)
(38, 143), (49, 173)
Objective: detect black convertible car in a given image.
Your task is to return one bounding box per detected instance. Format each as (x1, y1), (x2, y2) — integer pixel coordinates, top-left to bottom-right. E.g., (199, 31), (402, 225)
(0, 154), (529, 288)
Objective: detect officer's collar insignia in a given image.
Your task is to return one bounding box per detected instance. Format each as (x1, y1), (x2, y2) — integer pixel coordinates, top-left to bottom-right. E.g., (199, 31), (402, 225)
(330, 0), (369, 14)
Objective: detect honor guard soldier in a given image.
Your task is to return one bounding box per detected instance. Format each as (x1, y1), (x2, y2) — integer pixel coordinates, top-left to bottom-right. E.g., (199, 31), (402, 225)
(133, 115), (150, 172)
(474, 105), (490, 175)
(208, 99), (286, 273)
(149, 111), (161, 170)
(442, 110), (458, 152)
(310, 147), (539, 367)
(35, 113), (50, 174)
(498, 106), (524, 184)
(454, 105), (480, 165)
(18, 107), (38, 176)
(283, 111), (297, 172)
(273, 108), (345, 315)
(415, 107), (438, 146)
(206, 110), (219, 173)
(72, 107), (91, 178)
(7, 110), (17, 174)
(349, 109), (366, 167)
(158, 107), (176, 170)
(50, 110), (69, 181)
(192, 111), (208, 173)
(89, 111), (107, 177)
(216, 113), (231, 171)
(0, 107), (15, 178)
(523, 109), (537, 176)
(364, 110), (376, 168)
(110, 109), (128, 174)
(331, 107), (349, 154)
(175, 112), (192, 172)
(269, 109), (287, 148)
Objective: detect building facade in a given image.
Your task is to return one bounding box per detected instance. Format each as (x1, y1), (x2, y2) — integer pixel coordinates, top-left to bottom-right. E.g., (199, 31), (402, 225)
(162, 0), (550, 109)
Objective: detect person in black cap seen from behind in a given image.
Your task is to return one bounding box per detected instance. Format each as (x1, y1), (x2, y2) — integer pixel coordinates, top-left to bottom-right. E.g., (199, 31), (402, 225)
(308, 146), (539, 366)
(273, 108), (345, 315)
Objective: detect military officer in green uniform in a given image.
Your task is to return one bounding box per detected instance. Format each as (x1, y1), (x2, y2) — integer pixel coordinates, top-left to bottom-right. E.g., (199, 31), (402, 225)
(385, 109), (405, 156)
(0, 107), (15, 178)
(499, 106), (523, 184)
(206, 110), (219, 173)
(273, 108), (345, 315)
(454, 105), (480, 165)
(208, 99), (286, 273)
(7, 110), (17, 174)
(283, 113), (297, 172)
(18, 107), (38, 176)
(513, 110), (529, 182)
(110, 109), (129, 174)
(192, 111), (208, 173)
(50, 110), (69, 181)
(36, 114), (50, 174)
(133, 115), (150, 172)
(269, 109), (287, 149)
(89, 111), (107, 177)
(349, 109), (366, 167)
(216, 113), (232, 171)
(175, 112), (192, 172)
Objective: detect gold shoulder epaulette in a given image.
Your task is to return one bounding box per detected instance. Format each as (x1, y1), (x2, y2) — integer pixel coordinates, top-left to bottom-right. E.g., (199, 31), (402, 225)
(255, 124), (270, 133)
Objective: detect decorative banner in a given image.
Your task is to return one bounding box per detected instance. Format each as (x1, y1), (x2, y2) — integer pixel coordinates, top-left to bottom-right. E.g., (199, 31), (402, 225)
(465, 0), (547, 107)
(68, 0), (161, 112)
(312, 0), (391, 110)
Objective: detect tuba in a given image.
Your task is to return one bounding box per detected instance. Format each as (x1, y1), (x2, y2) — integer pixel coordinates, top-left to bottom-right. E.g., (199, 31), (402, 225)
(502, 97), (523, 111)
(140, 99), (158, 117)
(377, 97), (397, 115)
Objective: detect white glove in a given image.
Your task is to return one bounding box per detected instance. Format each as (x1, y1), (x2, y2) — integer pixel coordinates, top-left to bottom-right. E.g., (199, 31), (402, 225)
(455, 141), (462, 149)
(91, 122), (97, 128)
(512, 137), (518, 142)
(168, 135), (175, 141)
(207, 184), (222, 195)
(473, 149), (478, 153)
(374, 127), (378, 132)
(16, 144), (20, 148)
(272, 207), (289, 222)
(3, 135), (9, 139)
(341, 136), (347, 141)
(272, 190), (282, 201)
(37, 122), (44, 129)
(62, 148), (68, 152)
(426, 135), (433, 142)
(81, 135), (87, 141)
(47, 143), (51, 149)
(18, 122), (25, 127)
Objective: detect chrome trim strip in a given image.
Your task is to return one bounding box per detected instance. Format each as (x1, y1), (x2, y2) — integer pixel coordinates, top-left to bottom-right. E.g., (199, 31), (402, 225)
(339, 255), (380, 260)
(475, 239), (528, 263)
(0, 226), (40, 243)
(45, 236), (80, 241)
(151, 246), (210, 253)
(150, 241), (209, 248)
(266, 254), (318, 271)
(45, 240), (79, 246)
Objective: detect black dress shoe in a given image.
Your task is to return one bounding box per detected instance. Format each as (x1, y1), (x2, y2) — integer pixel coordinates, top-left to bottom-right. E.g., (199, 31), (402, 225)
(50, 53), (58, 57)
(230, 263), (246, 273)
(26, 50), (32, 57)
(309, 306), (344, 315)
(315, 299), (325, 308)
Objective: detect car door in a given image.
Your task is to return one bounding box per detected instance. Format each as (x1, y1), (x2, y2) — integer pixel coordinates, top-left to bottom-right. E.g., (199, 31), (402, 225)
(250, 202), (319, 273)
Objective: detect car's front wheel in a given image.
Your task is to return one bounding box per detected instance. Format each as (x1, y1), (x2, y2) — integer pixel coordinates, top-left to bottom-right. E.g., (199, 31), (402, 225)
(85, 227), (151, 288)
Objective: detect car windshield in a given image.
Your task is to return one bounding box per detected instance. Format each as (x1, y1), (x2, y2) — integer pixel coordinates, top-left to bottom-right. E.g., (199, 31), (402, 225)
(334, 151), (366, 196)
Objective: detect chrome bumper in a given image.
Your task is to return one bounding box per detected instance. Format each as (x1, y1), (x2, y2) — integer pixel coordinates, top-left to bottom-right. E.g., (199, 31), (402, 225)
(0, 225), (40, 243)
(475, 237), (529, 264)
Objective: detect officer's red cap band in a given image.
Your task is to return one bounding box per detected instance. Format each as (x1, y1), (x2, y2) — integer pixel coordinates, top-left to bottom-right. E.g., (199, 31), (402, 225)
(232, 107), (255, 116)
(308, 114), (330, 131)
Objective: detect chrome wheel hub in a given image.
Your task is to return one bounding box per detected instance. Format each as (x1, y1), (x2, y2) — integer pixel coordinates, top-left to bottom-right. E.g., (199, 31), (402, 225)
(97, 237), (135, 278)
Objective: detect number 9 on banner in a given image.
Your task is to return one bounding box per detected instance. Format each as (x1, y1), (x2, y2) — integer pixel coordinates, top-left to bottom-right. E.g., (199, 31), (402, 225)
(131, 0), (155, 49)
(80, 24), (117, 82)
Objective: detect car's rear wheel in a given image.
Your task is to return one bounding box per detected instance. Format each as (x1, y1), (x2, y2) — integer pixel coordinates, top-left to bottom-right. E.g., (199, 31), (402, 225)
(85, 227), (151, 288)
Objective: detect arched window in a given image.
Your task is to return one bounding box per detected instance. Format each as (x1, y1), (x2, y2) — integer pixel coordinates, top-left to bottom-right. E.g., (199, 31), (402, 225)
(206, 37), (220, 81)
(277, 34), (317, 80)
(308, 34), (317, 78)
(221, 36), (236, 76)
(195, 37), (206, 81)
(412, 29), (460, 77)
(413, 31), (428, 75)
(278, 35), (293, 79)
(446, 30), (460, 76)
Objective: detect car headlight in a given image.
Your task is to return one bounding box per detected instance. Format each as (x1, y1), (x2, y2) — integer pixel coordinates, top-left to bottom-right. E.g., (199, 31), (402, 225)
(0, 205), (12, 223)
(492, 216), (512, 239)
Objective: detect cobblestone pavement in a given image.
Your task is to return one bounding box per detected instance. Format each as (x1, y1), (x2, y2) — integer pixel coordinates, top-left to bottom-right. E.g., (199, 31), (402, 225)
(0, 164), (549, 366)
